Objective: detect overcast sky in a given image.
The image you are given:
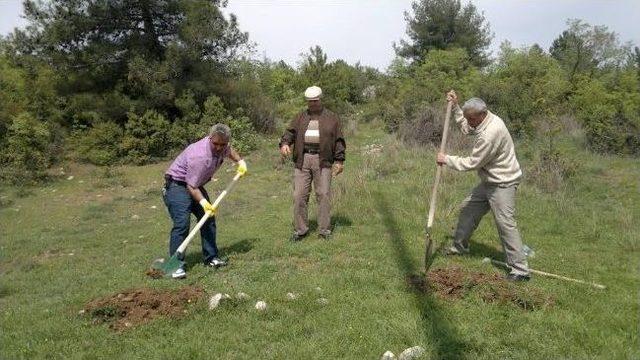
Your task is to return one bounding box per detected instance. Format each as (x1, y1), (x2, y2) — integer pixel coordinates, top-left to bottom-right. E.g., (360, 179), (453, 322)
(2, 0), (639, 70)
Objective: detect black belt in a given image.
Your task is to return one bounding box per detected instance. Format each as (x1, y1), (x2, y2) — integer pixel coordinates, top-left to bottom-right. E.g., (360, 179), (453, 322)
(164, 175), (187, 187)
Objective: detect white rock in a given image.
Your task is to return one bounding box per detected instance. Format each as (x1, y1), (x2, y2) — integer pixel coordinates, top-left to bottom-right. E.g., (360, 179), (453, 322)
(131, 215), (140, 220)
(236, 292), (249, 300)
(208, 293), (230, 310)
(286, 292), (298, 300)
(67, 176), (74, 180)
(255, 300), (267, 311)
(150, 205), (157, 209)
(398, 346), (425, 360)
(316, 297), (328, 305)
(381, 351), (396, 360)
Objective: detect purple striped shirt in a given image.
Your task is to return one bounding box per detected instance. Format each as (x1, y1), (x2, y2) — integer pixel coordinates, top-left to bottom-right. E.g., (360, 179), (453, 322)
(165, 137), (229, 188)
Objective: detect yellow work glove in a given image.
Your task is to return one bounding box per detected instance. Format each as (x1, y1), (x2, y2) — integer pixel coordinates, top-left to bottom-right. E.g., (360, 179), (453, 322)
(199, 199), (217, 215)
(237, 159), (248, 177)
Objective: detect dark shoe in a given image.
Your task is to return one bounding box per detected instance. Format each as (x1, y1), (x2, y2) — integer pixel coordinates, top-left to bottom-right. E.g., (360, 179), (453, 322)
(207, 257), (228, 268)
(505, 273), (531, 282)
(290, 232), (307, 242)
(444, 245), (469, 256)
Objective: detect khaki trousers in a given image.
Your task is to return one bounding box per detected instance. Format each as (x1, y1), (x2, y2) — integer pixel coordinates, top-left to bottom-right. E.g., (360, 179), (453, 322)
(293, 153), (332, 235)
(453, 182), (530, 276)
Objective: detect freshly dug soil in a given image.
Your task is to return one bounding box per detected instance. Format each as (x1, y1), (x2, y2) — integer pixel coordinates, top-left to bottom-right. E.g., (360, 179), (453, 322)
(407, 266), (554, 310)
(145, 268), (164, 279)
(84, 286), (205, 331)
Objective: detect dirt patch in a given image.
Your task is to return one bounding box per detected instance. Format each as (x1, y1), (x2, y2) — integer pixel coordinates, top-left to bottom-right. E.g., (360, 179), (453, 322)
(407, 266), (554, 311)
(145, 268), (164, 279)
(84, 286), (205, 331)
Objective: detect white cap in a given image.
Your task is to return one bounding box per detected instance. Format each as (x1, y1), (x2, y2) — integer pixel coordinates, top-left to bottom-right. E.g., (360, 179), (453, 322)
(304, 86), (322, 100)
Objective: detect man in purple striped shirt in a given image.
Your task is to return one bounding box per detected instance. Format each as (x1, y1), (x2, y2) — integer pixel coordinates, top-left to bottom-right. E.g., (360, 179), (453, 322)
(163, 123), (247, 279)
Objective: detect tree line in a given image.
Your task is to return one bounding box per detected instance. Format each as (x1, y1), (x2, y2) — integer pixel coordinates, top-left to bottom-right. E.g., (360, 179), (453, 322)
(0, 0), (638, 184)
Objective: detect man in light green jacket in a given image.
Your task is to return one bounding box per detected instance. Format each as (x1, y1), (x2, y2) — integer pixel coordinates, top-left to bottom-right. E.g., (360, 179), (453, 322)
(437, 90), (530, 281)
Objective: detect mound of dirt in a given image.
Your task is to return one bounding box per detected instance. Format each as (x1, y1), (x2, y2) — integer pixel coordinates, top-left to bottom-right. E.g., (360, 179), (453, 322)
(145, 268), (164, 279)
(84, 286), (205, 331)
(407, 266), (554, 311)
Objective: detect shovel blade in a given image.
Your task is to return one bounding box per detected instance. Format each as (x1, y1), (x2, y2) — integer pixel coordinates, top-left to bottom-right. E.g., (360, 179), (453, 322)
(424, 232), (436, 272)
(151, 254), (185, 276)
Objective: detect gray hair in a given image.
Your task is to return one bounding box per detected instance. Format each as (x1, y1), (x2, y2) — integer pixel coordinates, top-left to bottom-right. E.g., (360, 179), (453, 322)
(461, 97), (488, 115)
(209, 123), (231, 140)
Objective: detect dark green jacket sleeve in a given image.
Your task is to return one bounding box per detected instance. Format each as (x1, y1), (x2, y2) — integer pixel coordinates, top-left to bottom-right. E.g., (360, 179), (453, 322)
(279, 115), (298, 148)
(334, 118), (346, 162)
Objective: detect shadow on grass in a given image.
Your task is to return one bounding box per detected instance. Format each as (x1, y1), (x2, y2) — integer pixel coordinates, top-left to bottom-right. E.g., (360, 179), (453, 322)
(290, 213), (352, 235)
(445, 235), (506, 262)
(221, 238), (257, 256)
(375, 191), (472, 359)
(183, 238), (257, 270)
(333, 213), (353, 227)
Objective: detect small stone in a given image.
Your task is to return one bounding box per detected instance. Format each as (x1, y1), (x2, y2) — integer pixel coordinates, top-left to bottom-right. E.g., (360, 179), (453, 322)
(124, 322), (132, 327)
(67, 176), (74, 180)
(208, 293), (225, 310)
(315, 287), (322, 292)
(255, 300), (267, 311)
(79, 180), (84, 184)
(150, 205), (157, 209)
(138, 235), (144, 239)
(398, 346), (425, 360)
(286, 292), (298, 300)
(316, 297), (328, 305)
(96, 194), (102, 197)
(131, 215), (140, 220)
(381, 351), (396, 360)
(236, 292), (249, 300)
(213, 178), (219, 182)
(78, 309), (86, 315)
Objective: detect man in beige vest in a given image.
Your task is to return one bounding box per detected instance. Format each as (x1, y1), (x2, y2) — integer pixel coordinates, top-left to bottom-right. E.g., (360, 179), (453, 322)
(437, 90), (530, 281)
(279, 86), (346, 241)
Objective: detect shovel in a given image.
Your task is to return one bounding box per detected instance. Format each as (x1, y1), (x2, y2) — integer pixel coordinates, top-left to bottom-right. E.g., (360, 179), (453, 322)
(424, 100), (453, 273)
(152, 172), (243, 276)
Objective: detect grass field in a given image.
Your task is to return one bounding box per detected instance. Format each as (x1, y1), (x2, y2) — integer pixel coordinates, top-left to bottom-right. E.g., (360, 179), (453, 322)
(0, 121), (638, 359)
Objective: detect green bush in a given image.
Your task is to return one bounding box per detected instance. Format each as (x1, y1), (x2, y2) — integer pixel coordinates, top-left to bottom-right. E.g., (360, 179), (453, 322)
(75, 122), (124, 166)
(478, 44), (569, 137)
(0, 112), (53, 184)
(202, 95), (259, 154)
(371, 49), (479, 136)
(122, 110), (171, 165)
(570, 74), (640, 155)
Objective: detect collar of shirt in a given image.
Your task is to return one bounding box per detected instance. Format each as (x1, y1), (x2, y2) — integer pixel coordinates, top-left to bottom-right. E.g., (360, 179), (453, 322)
(470, 111), (494, 134)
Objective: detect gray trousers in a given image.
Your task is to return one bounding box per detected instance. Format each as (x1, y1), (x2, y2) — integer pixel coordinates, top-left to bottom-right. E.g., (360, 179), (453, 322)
(293, 153), (332, 235)
(453, 182), (530, 275)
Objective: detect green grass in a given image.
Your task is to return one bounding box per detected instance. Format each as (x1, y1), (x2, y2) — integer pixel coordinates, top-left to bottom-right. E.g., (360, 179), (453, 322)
(0, 122), (638, 359)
